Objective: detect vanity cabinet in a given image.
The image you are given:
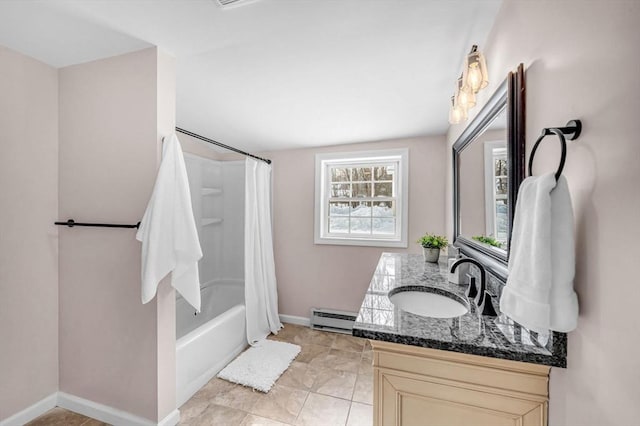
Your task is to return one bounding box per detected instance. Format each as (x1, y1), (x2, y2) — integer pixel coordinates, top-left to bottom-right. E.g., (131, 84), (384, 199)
(371, 340), (550, 426)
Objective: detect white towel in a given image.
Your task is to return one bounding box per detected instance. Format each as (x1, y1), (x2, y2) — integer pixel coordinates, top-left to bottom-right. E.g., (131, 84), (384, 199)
(500, 173), (578, 333)
(136, 134), (203, 311)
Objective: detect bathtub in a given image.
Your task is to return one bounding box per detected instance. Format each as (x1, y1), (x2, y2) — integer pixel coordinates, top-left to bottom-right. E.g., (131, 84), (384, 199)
(176, 279), (247, 407)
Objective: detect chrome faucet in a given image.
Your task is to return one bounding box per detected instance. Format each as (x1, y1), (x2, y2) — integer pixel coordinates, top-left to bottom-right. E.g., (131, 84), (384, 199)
(450, 258), (497, 316)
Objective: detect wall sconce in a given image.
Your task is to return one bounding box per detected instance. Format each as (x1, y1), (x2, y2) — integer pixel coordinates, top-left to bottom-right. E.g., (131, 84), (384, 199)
(463, 45), (489, 93)
(447, 44), (489, 125)
(448, 96), (467, 124)
(456, 75), (476, 110)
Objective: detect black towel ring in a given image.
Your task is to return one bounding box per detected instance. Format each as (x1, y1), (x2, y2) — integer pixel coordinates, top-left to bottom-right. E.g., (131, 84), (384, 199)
(528, 119), (582, 181)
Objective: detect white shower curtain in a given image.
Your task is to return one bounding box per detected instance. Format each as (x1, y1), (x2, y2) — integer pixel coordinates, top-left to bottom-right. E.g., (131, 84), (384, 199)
(245, 158), (283, 345)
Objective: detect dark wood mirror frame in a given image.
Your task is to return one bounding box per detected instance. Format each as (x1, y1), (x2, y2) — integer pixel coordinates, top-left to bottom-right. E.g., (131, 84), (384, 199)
(452, 64), (525, 281)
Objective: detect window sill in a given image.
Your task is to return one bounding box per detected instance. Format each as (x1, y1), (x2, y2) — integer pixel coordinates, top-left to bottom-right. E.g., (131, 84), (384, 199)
(314, 236), (408, 248)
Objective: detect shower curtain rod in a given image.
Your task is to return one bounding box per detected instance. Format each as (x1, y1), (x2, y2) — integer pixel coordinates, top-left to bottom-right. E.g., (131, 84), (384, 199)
(175, 127), (271, 165)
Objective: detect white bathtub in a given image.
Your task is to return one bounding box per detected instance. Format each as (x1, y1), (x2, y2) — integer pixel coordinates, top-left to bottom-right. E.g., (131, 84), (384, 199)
(176, 280), (247, 407)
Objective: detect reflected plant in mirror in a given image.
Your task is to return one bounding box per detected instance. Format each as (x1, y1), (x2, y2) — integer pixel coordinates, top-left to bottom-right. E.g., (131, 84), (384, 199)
(453, 64), (525, 280)
(472, 235), (503, 249)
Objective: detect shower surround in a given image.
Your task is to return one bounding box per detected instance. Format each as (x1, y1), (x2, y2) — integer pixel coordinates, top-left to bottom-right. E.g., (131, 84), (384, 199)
(176, 155), (247, 406)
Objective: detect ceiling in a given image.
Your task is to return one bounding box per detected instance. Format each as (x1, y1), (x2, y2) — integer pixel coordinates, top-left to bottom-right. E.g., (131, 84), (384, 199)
(0, 0), (502, 152)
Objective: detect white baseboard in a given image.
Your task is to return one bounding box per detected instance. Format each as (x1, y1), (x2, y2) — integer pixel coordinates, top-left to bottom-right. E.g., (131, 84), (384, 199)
(280, 314), (311, 327)
(1, 392), (180, 426)
(0, 393), (57, 426)
(157, 410), (180, 426)
(58, 392), (180, 426)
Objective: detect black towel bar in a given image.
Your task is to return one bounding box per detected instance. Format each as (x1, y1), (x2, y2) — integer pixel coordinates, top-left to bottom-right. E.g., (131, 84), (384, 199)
(54, 219), (140, 229)
(528, 119), (582, 181)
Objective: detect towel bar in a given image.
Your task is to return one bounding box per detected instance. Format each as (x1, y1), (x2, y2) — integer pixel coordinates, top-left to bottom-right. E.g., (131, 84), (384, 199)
(528, 119), (582, 181)
(54, 219), (140, 229)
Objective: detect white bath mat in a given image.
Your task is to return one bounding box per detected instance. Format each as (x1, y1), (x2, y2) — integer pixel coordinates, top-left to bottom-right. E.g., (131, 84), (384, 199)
(217, 340), (301, 393)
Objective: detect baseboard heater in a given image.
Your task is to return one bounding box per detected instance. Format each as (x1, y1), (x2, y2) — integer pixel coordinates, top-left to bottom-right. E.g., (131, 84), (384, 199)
(310, 308), (358, 334)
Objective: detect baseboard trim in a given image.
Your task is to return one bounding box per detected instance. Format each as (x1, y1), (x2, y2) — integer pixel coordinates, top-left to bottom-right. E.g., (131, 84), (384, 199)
(280, 314), (311, 327)
(1, 392), (180, 426)
(0, 393), (57, 426)
(157, 409), (181, 426)
(57, 392), (180, 426)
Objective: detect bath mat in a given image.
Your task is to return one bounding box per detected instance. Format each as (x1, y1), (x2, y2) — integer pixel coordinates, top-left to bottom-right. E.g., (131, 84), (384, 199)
(217, 340), (301, 393)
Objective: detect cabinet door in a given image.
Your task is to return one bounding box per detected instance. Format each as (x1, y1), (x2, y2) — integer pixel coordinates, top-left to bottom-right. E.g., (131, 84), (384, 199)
(378, 369), (546, 426)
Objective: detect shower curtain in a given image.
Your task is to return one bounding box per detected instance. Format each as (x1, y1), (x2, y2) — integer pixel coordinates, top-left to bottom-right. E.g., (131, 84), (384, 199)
(245, 158), (283, 345)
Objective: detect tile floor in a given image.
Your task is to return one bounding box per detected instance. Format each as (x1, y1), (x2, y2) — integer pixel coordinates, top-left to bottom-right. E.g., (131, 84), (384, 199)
(26, 324), (373, 426)
(25, 407), (108, 426)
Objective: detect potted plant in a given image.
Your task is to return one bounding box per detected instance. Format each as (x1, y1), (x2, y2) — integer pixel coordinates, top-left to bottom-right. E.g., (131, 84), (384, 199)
(417, 233), (448, 263)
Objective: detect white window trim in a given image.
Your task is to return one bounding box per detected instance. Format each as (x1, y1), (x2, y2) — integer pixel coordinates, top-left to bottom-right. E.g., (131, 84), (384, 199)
(483, 140), (507, 240)
(314, 148), (409, 248)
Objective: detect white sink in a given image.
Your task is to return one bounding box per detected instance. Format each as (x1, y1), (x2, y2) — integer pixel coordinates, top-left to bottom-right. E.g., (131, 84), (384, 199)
(389, 289), (468, 319)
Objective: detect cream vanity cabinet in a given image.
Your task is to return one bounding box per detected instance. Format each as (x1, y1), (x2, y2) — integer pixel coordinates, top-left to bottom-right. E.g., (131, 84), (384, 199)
(371, 340), (550, 426)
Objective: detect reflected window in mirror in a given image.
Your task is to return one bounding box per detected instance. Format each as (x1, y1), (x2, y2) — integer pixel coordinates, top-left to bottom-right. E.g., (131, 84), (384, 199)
(484, 138), (508, 247)
(459, 112), (508, 250)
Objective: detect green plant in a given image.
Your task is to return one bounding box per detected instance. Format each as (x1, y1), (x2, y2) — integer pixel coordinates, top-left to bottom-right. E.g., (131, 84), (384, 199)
(417, 233), (448, 250)
(472, 235), (503, 248)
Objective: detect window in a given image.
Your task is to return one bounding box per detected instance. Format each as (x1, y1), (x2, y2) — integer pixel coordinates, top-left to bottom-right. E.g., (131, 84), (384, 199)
(483, 141), (508, 246)
(314, 149), (408, 247)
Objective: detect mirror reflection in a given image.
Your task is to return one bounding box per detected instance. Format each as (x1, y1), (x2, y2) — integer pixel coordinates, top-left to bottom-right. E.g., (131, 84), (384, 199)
(458, 108), (508, 251)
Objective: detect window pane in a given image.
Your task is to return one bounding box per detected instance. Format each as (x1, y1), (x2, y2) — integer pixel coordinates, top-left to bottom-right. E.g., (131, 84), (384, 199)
(373, 182), (392, 197)
(372, 201), (394, 217)
(495, 178), (508, 195)
(351, 201), (371, 217)
(373, 217), (395, 234)
(350, 218), (371, 234)
(495, 199), (508, 241)
(329, 202), (350, 216)
(374, 165), (394, 180)
(351, 167), (372, 182)
(331, 167), (350, 182)
(495, 158), (507, 176)
(331, 183), (351, 197)
(329, 217), (349, 233)
(352, 183), (371, 198)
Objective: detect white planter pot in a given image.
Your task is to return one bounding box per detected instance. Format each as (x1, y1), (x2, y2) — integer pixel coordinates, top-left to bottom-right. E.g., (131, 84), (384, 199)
(422, 247), (440, 263)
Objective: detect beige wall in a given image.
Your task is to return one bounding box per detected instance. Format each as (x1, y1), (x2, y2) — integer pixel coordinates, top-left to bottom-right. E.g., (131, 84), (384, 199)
(0, 46), (59, 421)
(267, 136), (446, 318)
(155, 50), (178, 422)
(58, 47), (175, 422)
(178, 132), (226, 161)
(447, 1), (640, 423)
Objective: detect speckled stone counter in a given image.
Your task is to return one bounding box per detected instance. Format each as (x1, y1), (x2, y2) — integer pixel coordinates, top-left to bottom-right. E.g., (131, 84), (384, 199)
(352, 253), (567, 368)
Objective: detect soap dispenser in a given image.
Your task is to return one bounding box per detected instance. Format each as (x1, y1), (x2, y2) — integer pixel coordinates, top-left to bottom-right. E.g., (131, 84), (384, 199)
(447, 248), (463, 284)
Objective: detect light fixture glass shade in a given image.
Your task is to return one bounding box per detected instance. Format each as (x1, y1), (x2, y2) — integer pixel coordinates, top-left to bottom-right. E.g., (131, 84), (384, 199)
(448, 96), (467, 124)
(456, 76), (476, 110)
(463, 46), (489, 93)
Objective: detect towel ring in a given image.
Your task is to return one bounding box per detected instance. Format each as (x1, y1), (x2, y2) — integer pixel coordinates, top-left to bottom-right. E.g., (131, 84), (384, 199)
(528, 120), (581, 181)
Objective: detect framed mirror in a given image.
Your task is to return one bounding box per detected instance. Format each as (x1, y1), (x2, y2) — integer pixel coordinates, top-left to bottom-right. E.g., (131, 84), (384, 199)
(453, 64), (525, 280)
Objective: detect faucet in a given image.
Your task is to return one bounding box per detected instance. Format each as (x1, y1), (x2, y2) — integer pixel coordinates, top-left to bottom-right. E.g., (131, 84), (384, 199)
(450, 258), (497, 316)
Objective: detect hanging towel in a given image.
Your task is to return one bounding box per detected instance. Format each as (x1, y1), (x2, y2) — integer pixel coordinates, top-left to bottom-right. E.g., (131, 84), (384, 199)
(500, 173), (578, 333)
(244, 158), (283, 345)
(136, 134), (203, 311)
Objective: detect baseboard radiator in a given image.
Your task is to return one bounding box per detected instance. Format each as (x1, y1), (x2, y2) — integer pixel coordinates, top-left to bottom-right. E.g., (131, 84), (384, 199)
(310, 308), (358, 334)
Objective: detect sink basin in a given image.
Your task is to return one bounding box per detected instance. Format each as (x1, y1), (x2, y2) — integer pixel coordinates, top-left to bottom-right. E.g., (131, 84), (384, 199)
(389, 289), (468, 318)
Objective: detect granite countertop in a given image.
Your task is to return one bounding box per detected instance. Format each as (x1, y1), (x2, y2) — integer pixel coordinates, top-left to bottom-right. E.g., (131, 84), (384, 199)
(352, 253), (567, 368)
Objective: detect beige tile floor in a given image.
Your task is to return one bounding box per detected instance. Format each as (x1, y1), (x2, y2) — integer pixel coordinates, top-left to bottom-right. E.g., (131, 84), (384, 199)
(26, 324), (373, 426)
(180, 324), (373, 426)
(25, 407), (108, 426)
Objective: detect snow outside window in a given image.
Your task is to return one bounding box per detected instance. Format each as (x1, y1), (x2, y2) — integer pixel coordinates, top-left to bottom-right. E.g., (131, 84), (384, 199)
(314, 149), (408, 248)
